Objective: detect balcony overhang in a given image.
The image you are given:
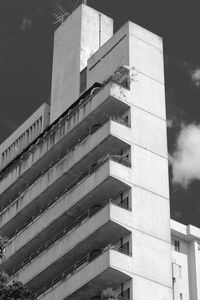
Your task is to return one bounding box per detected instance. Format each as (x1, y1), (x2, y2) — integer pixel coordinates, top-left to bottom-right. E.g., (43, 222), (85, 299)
(37, 250), (132, 300)
(0, 120), (130, 238)
(1, 160), (131, 275)
(11, 203), (131, 292)
(0, 82), (130, 209)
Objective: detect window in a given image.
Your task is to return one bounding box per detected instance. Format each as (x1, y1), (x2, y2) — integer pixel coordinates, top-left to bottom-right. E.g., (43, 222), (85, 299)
(120, 237), (130, 254)
(121, 241), (129, 253)
(174, 240), (180, 252)
(119, 288), (130, 299)
(80, 67), (87, 94)
(120, 193), (129, 209)
(124, 115), (129, 125)
(180, 293), (183, 300)
(121, 196), (129, 209)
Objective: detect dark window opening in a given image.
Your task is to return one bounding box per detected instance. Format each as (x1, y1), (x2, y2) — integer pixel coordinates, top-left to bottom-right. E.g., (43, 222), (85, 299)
(80, 67), (87, 94)
(119, 288), (130, 299)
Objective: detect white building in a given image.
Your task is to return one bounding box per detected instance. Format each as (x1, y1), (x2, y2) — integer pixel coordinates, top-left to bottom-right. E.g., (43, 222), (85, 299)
(0, 4), (199, 300)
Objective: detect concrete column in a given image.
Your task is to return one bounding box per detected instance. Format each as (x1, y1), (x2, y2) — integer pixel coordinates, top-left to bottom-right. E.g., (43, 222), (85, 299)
(50, 4), (113, 123)
(128, 22), (172, 300)
(87, 20), (173, 299)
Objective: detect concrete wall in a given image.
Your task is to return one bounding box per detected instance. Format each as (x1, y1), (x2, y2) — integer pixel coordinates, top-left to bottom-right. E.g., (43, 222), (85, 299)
(129, 22), (172, 299)
(50, 4), (113, 123)
(171, 220), (200, 300)
(4, 160), (131, 267)
(12, 203), (132, 287)
(172, 251), (190, 300)
(0, 103), (50, 171)
(0, 82), (130, 208)
(87, 22), (129, 88)
(0, 120), (130, 234)
(87, 21), (172, 299)
(38, 250), (132, 300)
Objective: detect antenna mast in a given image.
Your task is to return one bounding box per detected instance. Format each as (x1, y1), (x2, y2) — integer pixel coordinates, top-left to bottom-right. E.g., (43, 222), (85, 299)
(51, 4), (70, 25)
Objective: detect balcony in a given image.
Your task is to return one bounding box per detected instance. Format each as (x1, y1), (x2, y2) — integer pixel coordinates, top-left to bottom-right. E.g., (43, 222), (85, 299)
(10, 202), (132, 292)
(35, 247), (132, 300)
(0, 120), (131, 238)
(1, 159), (132, 275)
(0, 81), (130, 208)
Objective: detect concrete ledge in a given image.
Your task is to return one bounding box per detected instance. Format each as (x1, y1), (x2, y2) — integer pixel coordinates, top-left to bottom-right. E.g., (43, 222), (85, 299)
(11, 203), (131, 290)
(38, 249), (132, 300)
(2, 160), (131, 274)
(0, 120), (130, 237)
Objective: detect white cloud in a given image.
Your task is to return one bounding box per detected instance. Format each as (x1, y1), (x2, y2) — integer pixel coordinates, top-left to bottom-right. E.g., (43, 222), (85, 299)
(167, 119), (174, 128)
(171, 124), (200, 188)
(20, 18), (33, 32)
(190, 68), (200, 87)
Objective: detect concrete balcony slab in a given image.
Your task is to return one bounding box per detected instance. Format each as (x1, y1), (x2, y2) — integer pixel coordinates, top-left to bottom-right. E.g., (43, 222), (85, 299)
(11, 203), (131, 292)
(0, 82), (130, 209)
(37, 249), (132, 300)
(1, 160), (131, 274)
(0, 120), (130, 237)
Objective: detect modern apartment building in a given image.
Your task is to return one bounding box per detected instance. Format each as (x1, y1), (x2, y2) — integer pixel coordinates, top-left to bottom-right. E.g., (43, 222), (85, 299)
(0, 4), (200, 300)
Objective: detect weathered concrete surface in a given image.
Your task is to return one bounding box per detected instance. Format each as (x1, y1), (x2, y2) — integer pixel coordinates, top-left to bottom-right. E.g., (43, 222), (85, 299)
(50, 4), (113, 123)
(2, 160), (131, 274)
(38, 250), (132, 300)
(0, 103), (50, 171)
(0, 120), (130, 237)
(171, 220), (200, 300)
(87, 19), (172, 299)
(0, 83), (130, 209)
(12, 203), (131, 291)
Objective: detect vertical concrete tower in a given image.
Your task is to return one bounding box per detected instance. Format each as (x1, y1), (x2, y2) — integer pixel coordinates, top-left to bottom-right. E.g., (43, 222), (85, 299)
(0, 4), (173, 300)
(87, 20), (173, 299)
(50, 4), (113, 123)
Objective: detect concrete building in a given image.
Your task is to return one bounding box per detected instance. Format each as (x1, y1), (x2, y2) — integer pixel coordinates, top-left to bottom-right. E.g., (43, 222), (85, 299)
(0, 3), (199, 300)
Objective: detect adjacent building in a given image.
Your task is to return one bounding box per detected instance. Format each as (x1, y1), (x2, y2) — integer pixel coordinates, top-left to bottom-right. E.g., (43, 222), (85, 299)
(0, 4), (199, 300)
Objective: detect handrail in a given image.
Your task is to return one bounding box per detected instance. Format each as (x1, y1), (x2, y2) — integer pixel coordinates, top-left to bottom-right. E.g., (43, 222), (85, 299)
(7, 152), (130, 239)
(33, 245), (132, 298)
(10, 199), (131, 276)
(0, 115), (129, 213)
(0, 73), (128, 183)
(0, 82), (102, 181)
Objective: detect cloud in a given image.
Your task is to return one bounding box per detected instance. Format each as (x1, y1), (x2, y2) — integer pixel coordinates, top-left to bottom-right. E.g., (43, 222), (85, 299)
(170, 124), (200, 188)
(184, 62), (200, 87)
(20, 17), (33, 31)
(190, 68), (200, 87)
(167, 119), (174, 128)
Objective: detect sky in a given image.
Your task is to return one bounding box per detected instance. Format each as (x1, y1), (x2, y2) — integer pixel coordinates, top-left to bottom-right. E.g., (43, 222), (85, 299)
(0, 0), (200, 227)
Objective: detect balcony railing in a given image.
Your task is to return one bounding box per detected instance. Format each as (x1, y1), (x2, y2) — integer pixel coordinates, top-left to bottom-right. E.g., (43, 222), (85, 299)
(32, 245), (132, 299)
(0, 115), (129, 213)
(7, 154), (131, 239)
(10, 199), (131, 276)
(0, 83), (101, 181)
(0, 66), (130, 184)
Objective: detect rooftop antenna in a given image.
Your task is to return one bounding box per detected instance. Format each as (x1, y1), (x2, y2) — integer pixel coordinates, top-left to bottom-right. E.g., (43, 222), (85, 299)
(51, 4), (70, 25)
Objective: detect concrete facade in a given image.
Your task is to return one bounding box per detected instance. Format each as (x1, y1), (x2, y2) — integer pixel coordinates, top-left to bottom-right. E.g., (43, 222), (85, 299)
(0, 3), (199, 300)
(50, 4), (113, 123)
(0, 103), (50, 171)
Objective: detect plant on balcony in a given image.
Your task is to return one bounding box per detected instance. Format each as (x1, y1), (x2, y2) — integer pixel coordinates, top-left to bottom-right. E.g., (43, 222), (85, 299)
(101, 287), (117, 300)
(102, 65), (138, 89)
(0, 271), (33, 299)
